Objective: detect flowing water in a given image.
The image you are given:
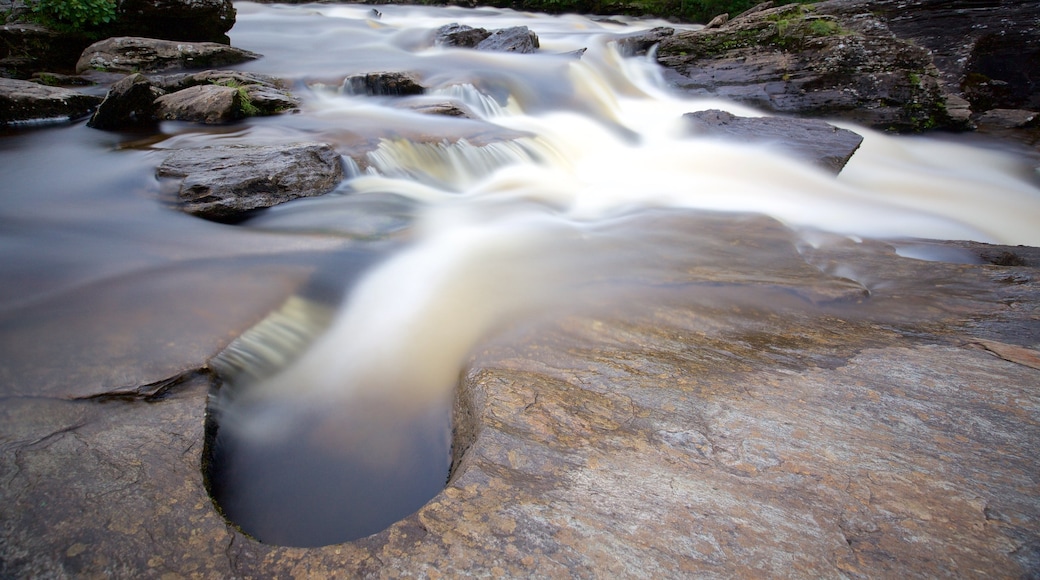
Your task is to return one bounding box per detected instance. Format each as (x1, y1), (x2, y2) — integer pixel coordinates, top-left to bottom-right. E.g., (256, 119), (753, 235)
(2, 2), (1039, 548)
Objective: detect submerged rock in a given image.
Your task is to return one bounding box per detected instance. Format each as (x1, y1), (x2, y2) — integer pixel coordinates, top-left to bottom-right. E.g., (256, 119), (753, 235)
(344, 72), (426, 96)
(0, 77), (102, 126)
(684, 109), (864, 173)
(75, 37), (260, 74)
(156, 143), (345, 221)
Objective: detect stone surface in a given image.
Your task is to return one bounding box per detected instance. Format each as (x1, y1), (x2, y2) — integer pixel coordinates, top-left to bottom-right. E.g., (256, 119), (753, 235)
(0, 76), (101, 125)
(1, 212), (1038, 577)
(75, 37), (260, 75)
(616, 26), (675, 57)
(116, 0), (236, 42)
(434, 23), (492, 48)
(475, 26), (539, 53)
(656, 3), (953, 132)
(153, 83), (241, 124)
(156, 143), (345, 221)
(684, 109), (863, 173)
(88, 70), (299, 129)
(86, 72), (162, 129)
(434, 23), (539, 53)
(344, 72), (426, 96)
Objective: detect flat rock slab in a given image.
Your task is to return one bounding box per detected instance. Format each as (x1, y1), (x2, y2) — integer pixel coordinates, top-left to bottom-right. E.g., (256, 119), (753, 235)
(76, 36), (260, 74)
(156, 143), (344, 221)
(684, 109), (864, 173)
(1, 212), (1038, 577)
(0, 77), (102, 126)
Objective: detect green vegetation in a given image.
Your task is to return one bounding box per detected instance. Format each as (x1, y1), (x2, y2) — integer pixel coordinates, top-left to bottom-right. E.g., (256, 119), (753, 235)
(213, 79), (262, 117)
(32, 0), (117, 31)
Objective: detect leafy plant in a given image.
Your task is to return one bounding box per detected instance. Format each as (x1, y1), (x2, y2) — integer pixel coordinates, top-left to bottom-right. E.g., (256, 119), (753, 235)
(33, 0), (117, 30)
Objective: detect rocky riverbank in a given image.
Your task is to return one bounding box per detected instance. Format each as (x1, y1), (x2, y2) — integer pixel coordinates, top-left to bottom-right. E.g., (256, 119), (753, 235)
(1, 1), (1038, 578)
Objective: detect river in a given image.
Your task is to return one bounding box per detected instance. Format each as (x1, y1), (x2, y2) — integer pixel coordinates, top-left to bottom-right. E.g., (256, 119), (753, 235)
(1, 1), (1038, 548)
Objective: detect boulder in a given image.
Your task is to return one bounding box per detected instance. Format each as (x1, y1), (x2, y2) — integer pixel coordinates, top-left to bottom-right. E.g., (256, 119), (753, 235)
(87, 70), (298, 130)
(475, 26), (539, 54)
(683, 109), (864, 174)
(75, 37), (260, 74)
(434, 23), (539, 54)
(155, 143), (345, 221)
(154, 84), (242, 124)
(115, 0), (236, 43)
(344, 72), (425, 96)
(86, 72), (163, 129)
(0, 77), (101, 125)
(656, 3), (953, 132)
(0, 22), (90, 78)
(434, 23), (492, 48)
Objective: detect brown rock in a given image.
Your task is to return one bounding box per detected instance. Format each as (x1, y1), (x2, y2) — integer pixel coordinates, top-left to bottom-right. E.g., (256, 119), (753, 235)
(1, 215), (1038, 576)
(154, 83), (242, 124)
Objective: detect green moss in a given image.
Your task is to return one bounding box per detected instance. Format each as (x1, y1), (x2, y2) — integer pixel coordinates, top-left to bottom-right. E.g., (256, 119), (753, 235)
(212, 79), (261, 117)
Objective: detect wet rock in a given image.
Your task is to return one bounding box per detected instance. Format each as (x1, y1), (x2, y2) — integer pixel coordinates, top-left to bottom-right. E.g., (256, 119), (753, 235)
(344, 72), (425, 96)
(116, 0), (236, 43)
(2, 219), (1038, 577)
(156, 143), (345, 221)
(974, 109), (1039, 131)
(29, 72), (94, 87)
(684, 109), (864, 173)
(87, 73), (162, 129)
(153, 83), (242, 124)
(656, 3), (953, 132)
(0, 77), (101, 126)
(88, 70), (298, 130)
(75, 37), (260, 75)
(434, 23), (492, 48)
(475, 26), (539, 54)
(434, 23), (539, 54)
(0, 22), (91, 78)
(615, 26), (675, 57)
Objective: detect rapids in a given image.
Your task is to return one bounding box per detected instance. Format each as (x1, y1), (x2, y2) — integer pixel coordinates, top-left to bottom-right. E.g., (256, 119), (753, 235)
(2, 2), (1038, 547)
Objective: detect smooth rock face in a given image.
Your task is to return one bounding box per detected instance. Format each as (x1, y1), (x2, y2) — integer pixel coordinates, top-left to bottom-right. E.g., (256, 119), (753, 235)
(156, 143), (345, 220)
(0, 77), (101, 125)
(75, 37), (260, 74)
(1, 216), (1038, 577)
(153, 83), (241, 124)
(434, 23), (492, 48)
(684, 109), (864, 173)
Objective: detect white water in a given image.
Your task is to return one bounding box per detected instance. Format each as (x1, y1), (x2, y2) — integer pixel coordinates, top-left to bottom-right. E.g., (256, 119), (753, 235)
(218, 3), (1040, 416)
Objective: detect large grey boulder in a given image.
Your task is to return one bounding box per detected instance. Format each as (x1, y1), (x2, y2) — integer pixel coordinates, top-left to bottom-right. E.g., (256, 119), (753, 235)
(86, 73), (163, 129)
(0, 77), (101, 125)
(76, 37), (260, 74)
(156, 143), (345, 221)
(153, 84), (242, 124)
(684, 109), (864, 174)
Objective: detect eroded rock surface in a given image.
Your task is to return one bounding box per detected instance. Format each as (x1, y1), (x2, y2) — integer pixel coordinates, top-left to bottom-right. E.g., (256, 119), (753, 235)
(1, 212), (1037, 577)
(656, 3), (952, 132)
(435, 23), (540, 53)
(156, 143), (345, 221)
